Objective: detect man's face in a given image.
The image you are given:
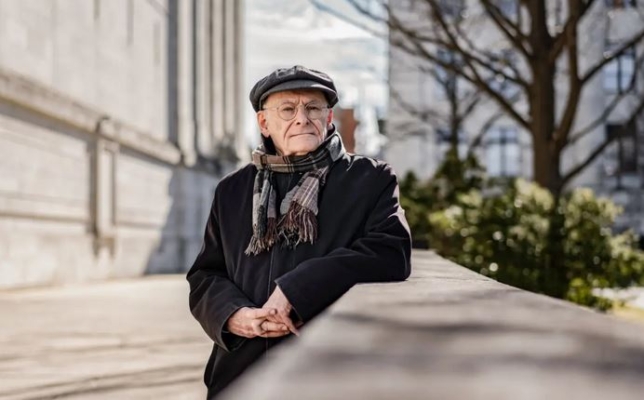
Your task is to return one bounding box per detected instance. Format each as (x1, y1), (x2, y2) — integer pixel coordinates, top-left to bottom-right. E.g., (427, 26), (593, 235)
(257, 90), (333, 156)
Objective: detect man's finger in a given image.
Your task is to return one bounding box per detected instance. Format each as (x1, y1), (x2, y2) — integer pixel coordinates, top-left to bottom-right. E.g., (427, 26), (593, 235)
(261, 321), (289, 332)
(250, 318), (265, 336)
(264, 314), (283, 324)
(248, 307), (276, 320)
(278, 312), (300, 336)
(259, 330), (291, 338)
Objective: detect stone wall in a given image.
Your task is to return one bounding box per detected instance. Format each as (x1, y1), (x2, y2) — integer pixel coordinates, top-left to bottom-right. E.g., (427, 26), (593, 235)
(0, 0), (246, 288)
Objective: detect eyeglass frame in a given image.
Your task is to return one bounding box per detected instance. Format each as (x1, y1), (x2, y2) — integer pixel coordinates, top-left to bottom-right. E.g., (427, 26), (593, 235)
(261, 101), (331, 121)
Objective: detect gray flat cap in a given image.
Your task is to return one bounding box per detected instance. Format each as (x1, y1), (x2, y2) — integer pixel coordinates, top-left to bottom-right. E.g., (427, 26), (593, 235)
(249, 65), (338, 112)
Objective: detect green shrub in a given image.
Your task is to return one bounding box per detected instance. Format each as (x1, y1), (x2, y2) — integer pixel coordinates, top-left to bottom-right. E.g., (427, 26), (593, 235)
(426, 179), (644, 310)
(399, 151), (644, 310)
(400, 149), (484, 247)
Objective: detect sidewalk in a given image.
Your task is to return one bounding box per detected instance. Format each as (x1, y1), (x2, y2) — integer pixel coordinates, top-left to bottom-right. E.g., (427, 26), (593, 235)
(0, 276), (211, 399)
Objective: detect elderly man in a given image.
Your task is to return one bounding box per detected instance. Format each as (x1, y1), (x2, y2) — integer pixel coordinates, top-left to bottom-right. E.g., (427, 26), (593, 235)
(187, 65), (411, 398)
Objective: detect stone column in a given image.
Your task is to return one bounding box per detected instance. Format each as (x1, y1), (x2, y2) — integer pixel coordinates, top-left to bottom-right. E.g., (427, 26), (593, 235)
(223, 0), (237, 143)
(233, 0), (247, 163)
(212, 0), (226, 143)
(195, 0), (213, 158)
(93, 120), (119, 256)
(177, 0), (196, 166)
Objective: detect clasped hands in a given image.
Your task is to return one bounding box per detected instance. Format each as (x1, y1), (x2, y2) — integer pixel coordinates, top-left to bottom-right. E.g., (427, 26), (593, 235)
(226, 286), (302, 339)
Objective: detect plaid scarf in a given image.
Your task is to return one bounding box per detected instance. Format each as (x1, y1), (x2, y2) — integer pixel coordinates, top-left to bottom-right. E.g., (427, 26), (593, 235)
(245, 131), (345, 256)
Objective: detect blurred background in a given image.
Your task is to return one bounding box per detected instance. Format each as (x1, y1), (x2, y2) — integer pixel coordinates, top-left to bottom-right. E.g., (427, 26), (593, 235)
(1, 0), (644, 397)
(0, 0), (390, 290)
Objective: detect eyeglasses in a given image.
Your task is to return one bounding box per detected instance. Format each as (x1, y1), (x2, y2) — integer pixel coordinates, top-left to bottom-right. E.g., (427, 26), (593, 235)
(262, 103), (329, 121)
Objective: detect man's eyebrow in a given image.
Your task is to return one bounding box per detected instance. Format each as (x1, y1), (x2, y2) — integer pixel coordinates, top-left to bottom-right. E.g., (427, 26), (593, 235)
(275, 100), (297, 106)
(268, 99), (325, 107)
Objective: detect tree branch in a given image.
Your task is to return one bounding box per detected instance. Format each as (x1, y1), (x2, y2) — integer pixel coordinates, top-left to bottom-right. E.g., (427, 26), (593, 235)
(309, 0), (387, 39)
(384, 1), (531, 90)
(581, 27), (644, 85)
(413, 0), (530, 129)
(466, 111), (505, 157)
(553, 0), (583, 151)
(480, 0), (531, 58)
(562, 95), (644, 186)
(550, 0), (598, 63)
(568, 49), (644, 145)
(389, 84), (446, 127)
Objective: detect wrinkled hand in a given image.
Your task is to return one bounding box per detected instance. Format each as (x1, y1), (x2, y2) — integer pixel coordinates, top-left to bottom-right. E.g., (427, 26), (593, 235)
(263, 286), (300, 336)
(226, 307), (290, 339)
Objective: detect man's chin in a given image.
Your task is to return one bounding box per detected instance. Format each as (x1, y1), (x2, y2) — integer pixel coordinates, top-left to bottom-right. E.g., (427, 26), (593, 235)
(288, 140), (321, 156)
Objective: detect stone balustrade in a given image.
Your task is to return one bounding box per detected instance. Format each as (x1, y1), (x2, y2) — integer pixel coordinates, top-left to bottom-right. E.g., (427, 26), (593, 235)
(222, 250), (644, 400)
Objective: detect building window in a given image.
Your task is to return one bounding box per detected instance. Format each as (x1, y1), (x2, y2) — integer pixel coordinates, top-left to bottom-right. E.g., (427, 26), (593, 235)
(493, 0), (519, 19)
(485, 127), (521, 177)
(435, 50), (462, 99)
(605, 0), (637, 8)
(603, 44), (636, 93)
(554, 0), (563, 26)
(437, 0), (465, 18)
(436, 128), (467, 160)
(488, 49), (519, 99)
(606, 122), (638, 179)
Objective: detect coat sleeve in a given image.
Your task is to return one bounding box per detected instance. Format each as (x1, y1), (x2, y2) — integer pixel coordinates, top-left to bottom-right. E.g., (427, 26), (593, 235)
(186, 189), (256, 352)
(275, 164), (412, 323)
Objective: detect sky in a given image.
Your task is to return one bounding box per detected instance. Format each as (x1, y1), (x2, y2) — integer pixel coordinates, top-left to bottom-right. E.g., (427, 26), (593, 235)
(243, 0), (388, 146)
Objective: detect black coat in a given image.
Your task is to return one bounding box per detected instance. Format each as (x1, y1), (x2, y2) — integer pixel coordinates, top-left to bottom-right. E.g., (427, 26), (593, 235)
(187, 153), (412, 398)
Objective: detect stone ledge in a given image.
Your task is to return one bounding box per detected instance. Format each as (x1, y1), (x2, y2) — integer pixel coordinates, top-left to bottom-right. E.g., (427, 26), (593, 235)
(0, 66), (181, 165)
(222, 251), (644, 400)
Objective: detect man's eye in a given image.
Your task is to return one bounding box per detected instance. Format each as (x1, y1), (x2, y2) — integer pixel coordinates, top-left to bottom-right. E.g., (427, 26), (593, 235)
(307, 106), (322, 112)
(281, 107), (295, 113)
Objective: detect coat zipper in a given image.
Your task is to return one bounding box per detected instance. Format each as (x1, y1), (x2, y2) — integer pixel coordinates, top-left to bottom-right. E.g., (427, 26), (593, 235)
(265, 244), (275, 354)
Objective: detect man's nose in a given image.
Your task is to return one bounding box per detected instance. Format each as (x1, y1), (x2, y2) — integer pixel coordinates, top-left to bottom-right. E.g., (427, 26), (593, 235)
(294, 105), (309, 124)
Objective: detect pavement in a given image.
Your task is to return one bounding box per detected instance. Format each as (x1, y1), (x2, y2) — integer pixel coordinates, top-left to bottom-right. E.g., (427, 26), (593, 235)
(0, 275), (212, 400)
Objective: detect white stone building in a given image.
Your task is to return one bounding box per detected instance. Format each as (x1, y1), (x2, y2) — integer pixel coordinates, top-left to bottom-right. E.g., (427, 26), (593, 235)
(0, 0), (245, 288)
(386, 0), (644, 239)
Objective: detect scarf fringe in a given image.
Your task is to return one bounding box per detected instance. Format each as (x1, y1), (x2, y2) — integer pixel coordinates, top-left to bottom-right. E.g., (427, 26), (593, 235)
(280, 201), (318, 245)
(245, 218), (278, 256)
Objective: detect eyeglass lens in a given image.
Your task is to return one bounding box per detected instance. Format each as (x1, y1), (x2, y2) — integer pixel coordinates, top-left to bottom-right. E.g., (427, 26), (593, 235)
(278, 104), (326, 120)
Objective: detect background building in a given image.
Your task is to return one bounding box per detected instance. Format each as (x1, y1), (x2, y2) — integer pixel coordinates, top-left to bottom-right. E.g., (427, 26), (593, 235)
(386, 0), (644, 238)
(0, 0), (245, 288)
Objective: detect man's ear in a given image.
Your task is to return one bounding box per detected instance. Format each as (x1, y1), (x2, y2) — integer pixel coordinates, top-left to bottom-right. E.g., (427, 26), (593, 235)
(257, 112), (270, 138)
(326, 108), (334, 126)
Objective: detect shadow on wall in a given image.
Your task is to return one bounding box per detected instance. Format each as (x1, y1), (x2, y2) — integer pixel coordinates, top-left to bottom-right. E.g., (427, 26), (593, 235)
(140, 165), (217, 277)
(143, 0), (214, 278)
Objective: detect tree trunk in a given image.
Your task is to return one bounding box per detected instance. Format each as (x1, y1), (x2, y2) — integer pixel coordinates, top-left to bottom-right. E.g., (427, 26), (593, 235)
(524, 2), (568, 296)
(532, 132), (562, 196)
(528, 1), (562, 197)
(449, 78), (460, 155)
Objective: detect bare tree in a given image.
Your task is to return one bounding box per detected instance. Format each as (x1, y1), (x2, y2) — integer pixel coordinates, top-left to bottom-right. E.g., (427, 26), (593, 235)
(389, 64), (485, 154)
(310, 0), (502, 161)
(331, 0), (644, 197)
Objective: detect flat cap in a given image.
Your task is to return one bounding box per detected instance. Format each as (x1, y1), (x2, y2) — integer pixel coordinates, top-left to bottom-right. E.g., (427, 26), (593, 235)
(249, 65), (338, 112)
